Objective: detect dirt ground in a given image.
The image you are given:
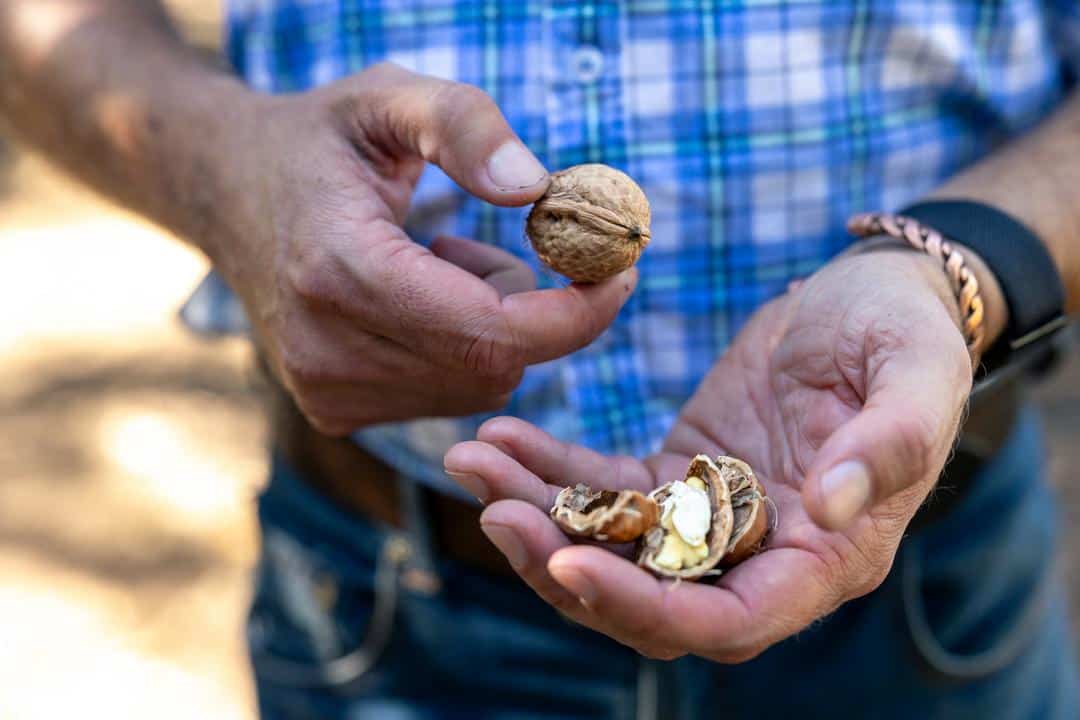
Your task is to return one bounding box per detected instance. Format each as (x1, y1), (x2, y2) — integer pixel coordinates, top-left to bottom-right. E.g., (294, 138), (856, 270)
(0, 2), (1077, 717)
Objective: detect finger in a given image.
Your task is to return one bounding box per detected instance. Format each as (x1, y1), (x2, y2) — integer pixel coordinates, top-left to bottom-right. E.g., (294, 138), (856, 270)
(484, 497), (842, 662)
(802, 326), (971, 531)
(443, 440), (559, 508)
(479, 500), (592, 618)
(502, 268), (639, 366)
(480, 502), (662, 646)
(662, 548), (837, 660)
(477, 416), (654, 492)
(275, 306), (521, 403)
(275, 307), (439, 385)
(548, 545), (836, 662)
(355, 63), (549, 205)
(546, 545), (747, 655)
(430, 234), (536, 298)
(348, 230), (636, 376)
(296, 376), (515, 435)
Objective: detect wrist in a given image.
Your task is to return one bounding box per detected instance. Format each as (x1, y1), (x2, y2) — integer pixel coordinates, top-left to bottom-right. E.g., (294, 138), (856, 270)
(852, 241), (957, 307)
(845, 211), (1012, 367)
(159, 76), (269, 267)
(846, 241), (1008, 365)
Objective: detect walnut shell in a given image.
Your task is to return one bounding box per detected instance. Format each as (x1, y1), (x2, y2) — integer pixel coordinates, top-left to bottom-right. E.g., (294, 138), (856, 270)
(550, 485), (659, 543)
(638, 455), (735, 580)
(715, 456), (769, 567)
(525, 164), (651, 283)
(547, 455), (772, 582)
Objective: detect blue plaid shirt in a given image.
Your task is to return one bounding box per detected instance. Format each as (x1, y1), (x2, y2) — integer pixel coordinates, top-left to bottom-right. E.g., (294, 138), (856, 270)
(186, 1), (1080, 494)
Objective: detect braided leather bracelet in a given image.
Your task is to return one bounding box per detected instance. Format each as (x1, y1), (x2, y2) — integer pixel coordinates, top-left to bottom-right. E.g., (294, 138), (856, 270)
(847, 212), (986, 367)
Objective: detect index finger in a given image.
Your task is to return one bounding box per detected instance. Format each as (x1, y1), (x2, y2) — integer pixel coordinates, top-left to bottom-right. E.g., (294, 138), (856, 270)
(355, 230), (636, 374)
(547, 543), (838, 662)
(501, 268), (638, 366)
(476, 416), (655, 492)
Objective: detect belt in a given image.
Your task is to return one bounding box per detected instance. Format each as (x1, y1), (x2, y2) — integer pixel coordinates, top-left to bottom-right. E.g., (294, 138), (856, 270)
(256, 359), (518, 579)
(255, 357), (1022, 575)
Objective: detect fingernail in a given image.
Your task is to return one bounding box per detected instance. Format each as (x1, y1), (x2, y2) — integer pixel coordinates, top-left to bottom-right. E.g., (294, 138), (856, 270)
(445, 469), (489, 503)
(486, 141), (547, 191)
(550, 565), (596, 607)
(482, 523), (527, 570)
(820, 460), (872, 529)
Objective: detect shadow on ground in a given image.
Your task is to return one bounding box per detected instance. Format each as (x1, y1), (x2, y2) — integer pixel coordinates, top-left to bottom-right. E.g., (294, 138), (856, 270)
(0, 349), (261, 589)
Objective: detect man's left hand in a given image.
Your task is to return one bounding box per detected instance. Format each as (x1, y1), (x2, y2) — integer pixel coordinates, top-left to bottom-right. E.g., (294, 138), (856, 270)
(444, 248), (973, 661)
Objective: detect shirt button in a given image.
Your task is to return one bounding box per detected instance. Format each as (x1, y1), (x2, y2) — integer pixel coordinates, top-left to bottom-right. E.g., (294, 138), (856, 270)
(571, 46), (604, 84)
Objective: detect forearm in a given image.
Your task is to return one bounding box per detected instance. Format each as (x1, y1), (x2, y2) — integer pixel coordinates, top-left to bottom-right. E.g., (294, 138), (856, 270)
(928, 91), (1080, 325)
(0, 0), (257, 259)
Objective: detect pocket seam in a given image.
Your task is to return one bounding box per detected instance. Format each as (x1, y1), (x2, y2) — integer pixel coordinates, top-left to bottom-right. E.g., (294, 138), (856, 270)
(901, 538), (1053, 680)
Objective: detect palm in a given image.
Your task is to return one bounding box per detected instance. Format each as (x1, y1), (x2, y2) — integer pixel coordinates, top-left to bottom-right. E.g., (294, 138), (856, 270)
(645, 297), (908, 637)
(445, 251), (971, 660)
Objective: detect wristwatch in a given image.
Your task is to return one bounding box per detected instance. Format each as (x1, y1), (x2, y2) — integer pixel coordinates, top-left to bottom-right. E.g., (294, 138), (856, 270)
(899, 199), (1071, 394)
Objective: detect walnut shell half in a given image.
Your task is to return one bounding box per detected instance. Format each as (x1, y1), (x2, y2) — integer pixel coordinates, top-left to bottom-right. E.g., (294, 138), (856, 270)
(638, 455), (735, 580)
(550, 485), (659, 543)
(716, 456), (769, 567)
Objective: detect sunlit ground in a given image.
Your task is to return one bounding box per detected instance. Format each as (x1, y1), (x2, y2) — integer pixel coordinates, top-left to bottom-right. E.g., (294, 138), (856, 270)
(0, 146), (264, 718)
(0, 1), (1078, 717)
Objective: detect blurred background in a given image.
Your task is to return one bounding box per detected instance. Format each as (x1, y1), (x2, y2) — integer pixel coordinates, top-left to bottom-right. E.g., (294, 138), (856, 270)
(0, 1), (1077, 717)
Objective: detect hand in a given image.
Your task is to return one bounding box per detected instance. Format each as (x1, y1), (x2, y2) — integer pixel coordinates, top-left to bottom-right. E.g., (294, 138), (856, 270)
(444, 249), (972, 661)
(213, 63), (635, 434)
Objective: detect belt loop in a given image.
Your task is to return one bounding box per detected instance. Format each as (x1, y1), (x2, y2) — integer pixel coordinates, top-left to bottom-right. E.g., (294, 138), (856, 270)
(250, 532), (410, 689)
(397, 474), (443, 596)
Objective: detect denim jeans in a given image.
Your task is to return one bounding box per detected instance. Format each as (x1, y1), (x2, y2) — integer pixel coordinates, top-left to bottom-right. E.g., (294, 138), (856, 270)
(247, 407), (1078, 719)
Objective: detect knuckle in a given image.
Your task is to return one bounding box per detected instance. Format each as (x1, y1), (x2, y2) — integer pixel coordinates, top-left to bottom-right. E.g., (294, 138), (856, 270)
(280, 349), (335, 386)
(459, 317), (521, 377)
(432, 82), (494, 116)
(365, 60), (408, 81)
(287, 246), (342, 305)
(424, 82), (499, 156)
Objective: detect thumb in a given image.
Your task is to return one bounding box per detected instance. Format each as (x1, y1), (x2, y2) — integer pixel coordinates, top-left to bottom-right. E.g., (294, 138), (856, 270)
(801, 337), (971, 531)
(353, 63), (549, 206)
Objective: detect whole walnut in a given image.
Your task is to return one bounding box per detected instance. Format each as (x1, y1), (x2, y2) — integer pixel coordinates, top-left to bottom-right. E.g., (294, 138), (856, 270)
(526, 164), (651, 282)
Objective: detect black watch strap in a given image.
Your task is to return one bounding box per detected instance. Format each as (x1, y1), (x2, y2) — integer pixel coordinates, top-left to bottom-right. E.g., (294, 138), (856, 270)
(899, 199), (1068, 377)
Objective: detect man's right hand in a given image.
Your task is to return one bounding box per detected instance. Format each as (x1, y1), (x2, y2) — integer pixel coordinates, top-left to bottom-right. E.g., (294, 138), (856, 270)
(215, 63), (636, 435)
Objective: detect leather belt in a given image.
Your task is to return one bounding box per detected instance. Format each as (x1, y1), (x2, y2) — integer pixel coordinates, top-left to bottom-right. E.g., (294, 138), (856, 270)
(257, 359), (517, 579)
(256, 357), (1022, 574)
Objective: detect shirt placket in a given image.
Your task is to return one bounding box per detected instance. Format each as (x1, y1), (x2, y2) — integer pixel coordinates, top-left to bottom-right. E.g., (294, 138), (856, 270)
(540, 2), (651, 460)
(541, 1), (625, 167)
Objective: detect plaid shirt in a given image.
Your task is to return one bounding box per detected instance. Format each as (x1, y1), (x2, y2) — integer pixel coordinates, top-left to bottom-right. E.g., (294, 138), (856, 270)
(185, 1), (1080, 494)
